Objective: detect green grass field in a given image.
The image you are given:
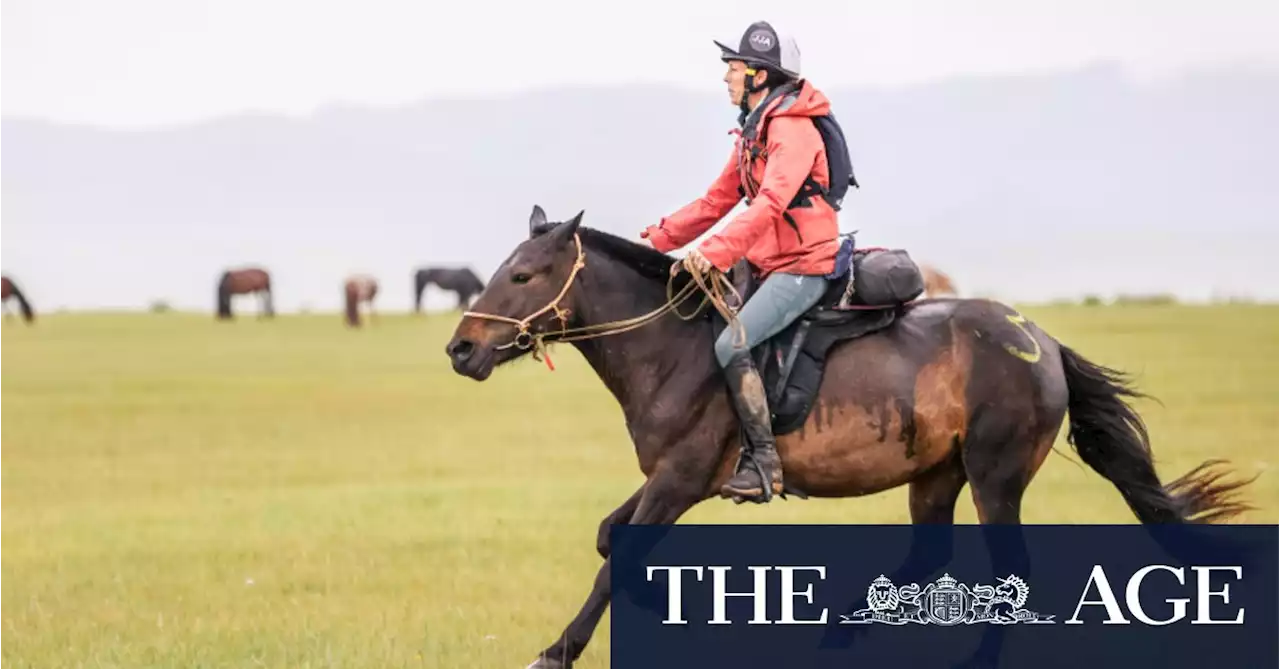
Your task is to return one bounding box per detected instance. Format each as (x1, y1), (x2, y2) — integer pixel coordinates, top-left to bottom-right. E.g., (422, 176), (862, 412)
(3, 305), (1276, 668)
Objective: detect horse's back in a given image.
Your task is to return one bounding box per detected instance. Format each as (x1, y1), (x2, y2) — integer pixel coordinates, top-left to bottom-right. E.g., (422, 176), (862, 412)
(823, 297), (1068, 421)
(780, 297), (1069, 496)
(222, 267), (271, 293)
(422, 267), (484, 292)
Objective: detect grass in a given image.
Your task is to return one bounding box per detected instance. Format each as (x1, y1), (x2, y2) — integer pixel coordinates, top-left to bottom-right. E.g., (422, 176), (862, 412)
(3, 305), (1276, 668)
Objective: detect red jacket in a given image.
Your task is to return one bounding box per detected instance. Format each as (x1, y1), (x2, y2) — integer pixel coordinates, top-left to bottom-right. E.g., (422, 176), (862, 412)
(643, 80), (841, 277)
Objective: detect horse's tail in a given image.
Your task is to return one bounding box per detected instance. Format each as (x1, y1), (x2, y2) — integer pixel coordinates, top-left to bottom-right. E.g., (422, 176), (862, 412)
(344, 284), (360, 327)
(1059, 345), (1254, 523)
(10, 284), (35, 323)
(216, 272), (233, 319)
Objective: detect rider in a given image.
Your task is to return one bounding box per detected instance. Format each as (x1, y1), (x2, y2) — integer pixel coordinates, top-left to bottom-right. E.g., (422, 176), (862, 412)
(641, 21), (842, 503)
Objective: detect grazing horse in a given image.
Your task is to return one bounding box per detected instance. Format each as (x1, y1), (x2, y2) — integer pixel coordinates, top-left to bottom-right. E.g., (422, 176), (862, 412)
(216, 267), (274, 320)
(1, 276), (35, 323)
(343, 274), (379, 328)
(922, 265), (958, 298)
(414, 267), (485, 312)
(445, 208), (1254, 669)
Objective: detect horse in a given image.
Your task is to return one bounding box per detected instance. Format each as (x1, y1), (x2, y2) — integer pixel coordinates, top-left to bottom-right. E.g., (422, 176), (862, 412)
(1, 275), (35, 323)
(922, 265), (957, 297)
(413, 267), (485, 312)
(444, 207), (1254, 669)
(343, 274), (379, 328)
(216, 267), (274, 320)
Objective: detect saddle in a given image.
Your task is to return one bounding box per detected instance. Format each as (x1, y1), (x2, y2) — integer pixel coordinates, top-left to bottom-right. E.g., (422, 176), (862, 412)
(712, 237), (925, 436)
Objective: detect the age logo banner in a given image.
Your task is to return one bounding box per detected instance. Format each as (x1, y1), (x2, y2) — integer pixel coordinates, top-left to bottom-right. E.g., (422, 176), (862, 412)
(609, 525), (1278, 668)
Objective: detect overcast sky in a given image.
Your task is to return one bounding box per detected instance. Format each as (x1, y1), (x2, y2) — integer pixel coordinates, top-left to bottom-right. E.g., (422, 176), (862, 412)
(4, 0), (1277, 128)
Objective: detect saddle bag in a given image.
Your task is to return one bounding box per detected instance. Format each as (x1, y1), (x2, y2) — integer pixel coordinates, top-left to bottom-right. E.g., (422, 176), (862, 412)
(851, 249), (924, 306)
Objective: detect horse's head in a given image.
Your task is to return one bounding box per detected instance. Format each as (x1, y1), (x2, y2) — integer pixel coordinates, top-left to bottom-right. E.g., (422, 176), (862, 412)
(446, 205), (584, 380)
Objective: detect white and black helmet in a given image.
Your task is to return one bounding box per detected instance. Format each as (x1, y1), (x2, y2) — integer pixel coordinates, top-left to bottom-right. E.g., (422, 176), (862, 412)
(714, 21), (801, 79)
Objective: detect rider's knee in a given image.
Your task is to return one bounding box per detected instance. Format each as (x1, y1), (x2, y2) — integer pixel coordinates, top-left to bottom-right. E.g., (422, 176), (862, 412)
(714, 332), (743, 368)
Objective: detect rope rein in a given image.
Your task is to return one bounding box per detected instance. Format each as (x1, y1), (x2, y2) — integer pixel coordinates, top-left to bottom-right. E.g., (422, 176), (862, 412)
(461, 233), (746, 365)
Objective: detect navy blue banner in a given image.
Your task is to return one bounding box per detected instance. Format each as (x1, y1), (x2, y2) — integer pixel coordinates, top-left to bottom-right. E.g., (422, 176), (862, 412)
(610, 525), (1278, 669)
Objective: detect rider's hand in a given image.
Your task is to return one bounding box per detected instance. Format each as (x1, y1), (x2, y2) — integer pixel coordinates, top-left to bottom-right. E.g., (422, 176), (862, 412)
(683, 249), (714, 276)
(639, 228), (656, 249)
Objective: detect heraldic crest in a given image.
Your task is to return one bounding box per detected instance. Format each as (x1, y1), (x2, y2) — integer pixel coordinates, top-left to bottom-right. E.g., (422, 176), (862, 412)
(840, 573), (1055, 626)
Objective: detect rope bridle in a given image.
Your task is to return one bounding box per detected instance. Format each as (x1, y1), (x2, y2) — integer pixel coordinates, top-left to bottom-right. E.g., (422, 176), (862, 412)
(461, 233), (745, 369)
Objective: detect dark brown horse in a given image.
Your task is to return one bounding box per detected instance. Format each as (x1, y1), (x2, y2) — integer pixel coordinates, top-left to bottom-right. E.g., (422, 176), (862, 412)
(216, 267), (274, 320)
(1, 276), (35, 323)
(445, 208), (1253, 669)
(343, 274), (379, 328)
(414, 267), (485, 312)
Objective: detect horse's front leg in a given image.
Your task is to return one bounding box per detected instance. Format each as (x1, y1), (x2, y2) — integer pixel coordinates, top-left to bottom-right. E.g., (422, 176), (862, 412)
(527, 473), (703, 669)
(596, 484), (645, 559)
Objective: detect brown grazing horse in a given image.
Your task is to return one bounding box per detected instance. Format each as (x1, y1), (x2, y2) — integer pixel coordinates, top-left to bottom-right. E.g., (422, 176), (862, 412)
(343, 274), (379, 327)
(1, 276), (35, 323)
(216, 267), (274, 320)
(414, 267), (485, 312)
(922, 265), (958, 297)
(445, 208), (1253, 669)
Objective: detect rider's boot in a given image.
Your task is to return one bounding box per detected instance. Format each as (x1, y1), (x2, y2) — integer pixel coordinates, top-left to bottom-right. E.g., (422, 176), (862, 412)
(719, 352), (785, 503)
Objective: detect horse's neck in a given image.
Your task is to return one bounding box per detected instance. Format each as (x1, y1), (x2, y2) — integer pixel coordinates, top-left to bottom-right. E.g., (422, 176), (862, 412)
(568, 258), (716, 416)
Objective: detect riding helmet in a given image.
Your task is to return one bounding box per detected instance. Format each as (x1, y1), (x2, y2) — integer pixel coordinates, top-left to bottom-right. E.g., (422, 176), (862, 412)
(714, 21), (802, 79)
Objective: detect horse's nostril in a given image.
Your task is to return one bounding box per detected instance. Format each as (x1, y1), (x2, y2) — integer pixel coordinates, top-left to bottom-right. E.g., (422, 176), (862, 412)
(448, 339), (475, 362)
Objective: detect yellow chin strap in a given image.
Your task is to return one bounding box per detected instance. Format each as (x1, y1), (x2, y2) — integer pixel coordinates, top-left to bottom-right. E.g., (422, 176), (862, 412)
(740, 67), (759, 107)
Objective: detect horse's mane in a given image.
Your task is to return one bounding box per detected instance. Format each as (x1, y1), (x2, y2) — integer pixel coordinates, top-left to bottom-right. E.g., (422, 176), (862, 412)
(534, 223), (677, 283)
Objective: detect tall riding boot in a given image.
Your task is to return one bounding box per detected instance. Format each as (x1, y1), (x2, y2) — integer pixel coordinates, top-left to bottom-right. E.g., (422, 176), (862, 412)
(719, 353), (785, 503)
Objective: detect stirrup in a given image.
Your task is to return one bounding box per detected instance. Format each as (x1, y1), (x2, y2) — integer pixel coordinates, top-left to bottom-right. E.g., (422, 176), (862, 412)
(726, 445), (808, 504)
(725, 451), (784, 504)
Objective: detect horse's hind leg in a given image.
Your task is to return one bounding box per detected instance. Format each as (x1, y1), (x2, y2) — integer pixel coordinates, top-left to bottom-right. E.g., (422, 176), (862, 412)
(824, 452), (967, 648)
(961, 413), (1035, 525)
(960, 426), (1043, 669)
(894, 451), (968, 582)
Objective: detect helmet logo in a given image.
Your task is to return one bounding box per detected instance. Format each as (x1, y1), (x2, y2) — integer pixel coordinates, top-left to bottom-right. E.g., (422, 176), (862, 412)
(747, 30), (774, 52)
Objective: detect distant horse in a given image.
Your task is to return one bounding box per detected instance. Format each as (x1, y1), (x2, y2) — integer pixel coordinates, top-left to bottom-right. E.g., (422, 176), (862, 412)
(446, 206), (1254, 669)
(414, 267), (485, 312)
(343, 274), (379, 328)
(922, 265), (958, 298)
(1, 276), (35, 323)
(216, 267), (274, 320)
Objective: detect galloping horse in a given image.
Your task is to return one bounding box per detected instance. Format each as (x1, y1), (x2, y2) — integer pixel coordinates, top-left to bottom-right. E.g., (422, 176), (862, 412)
(445, 207), (1253, 669)
(922, 265), (958, 297)
(216, 267), (274, 320)
(1, 276), (35, 323)
(413, 267), (484, 312)
(343, 274), (379, 328)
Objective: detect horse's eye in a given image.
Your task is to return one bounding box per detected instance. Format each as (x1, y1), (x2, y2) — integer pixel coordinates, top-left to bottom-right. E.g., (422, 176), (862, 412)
(511, 273), (532, 285)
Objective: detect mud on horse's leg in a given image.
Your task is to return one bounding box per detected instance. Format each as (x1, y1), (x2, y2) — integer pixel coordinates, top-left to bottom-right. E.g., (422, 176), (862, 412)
(526, 477), (701, 669)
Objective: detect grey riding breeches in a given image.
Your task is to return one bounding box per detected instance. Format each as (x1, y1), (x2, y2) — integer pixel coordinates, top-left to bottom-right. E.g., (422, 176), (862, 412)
(714, 272), (828, 367)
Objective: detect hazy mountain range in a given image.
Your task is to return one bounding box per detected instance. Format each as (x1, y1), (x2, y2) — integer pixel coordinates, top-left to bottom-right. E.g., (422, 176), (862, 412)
(3, 63), (1276, 313)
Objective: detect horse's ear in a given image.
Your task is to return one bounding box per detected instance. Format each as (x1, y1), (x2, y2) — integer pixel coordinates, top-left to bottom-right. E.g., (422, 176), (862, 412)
(529, 205), (548, 237)
(552, 210), (584, 246)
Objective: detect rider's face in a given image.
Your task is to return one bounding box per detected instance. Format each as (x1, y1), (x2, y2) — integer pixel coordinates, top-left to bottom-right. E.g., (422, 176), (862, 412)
(724, 61), (748, 105)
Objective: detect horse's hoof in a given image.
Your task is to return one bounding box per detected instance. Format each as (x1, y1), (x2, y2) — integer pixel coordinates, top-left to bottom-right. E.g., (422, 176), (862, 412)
(525, 656), (568, 669)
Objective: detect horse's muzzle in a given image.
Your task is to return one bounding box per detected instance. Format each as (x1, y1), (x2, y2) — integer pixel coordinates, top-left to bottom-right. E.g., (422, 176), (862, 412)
(446, 337), (494, 380)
